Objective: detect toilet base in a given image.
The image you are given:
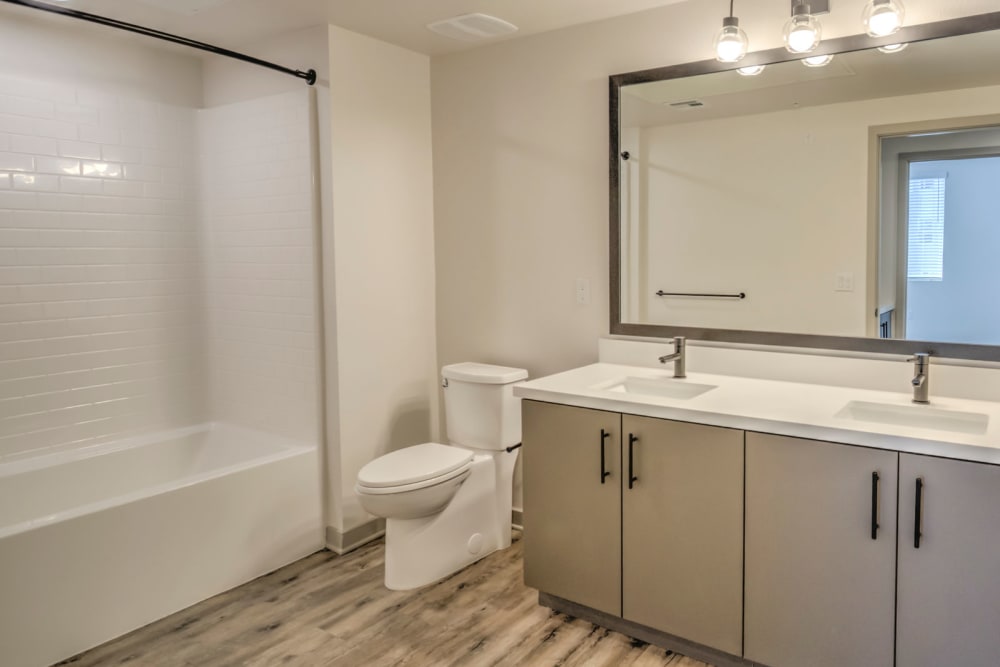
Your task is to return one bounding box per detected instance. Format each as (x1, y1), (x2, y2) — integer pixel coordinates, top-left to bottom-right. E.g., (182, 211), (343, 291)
(383, 455), (507, 590)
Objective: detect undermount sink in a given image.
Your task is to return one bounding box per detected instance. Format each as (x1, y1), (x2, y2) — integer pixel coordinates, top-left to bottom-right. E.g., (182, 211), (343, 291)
(835, 400), (989, 435)
(600, 376), (717, 400)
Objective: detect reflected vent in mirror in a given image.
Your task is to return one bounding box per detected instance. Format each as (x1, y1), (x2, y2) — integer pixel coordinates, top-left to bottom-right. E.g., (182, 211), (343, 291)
(667, 99), (706, 108)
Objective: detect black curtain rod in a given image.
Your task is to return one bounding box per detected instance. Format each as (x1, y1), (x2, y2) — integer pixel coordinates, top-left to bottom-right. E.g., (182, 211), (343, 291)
(1, 0), (317, 85)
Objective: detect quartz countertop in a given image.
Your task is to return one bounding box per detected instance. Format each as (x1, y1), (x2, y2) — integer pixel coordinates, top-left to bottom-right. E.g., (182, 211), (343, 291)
(513, 363), (1000, 465)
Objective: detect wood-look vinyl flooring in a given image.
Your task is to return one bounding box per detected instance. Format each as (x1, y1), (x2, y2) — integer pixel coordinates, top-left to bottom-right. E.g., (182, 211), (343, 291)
(61, 532), (715, 667)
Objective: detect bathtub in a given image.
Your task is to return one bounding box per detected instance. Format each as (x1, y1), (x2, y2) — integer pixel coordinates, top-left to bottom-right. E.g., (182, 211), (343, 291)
(0, 423), (323, 667)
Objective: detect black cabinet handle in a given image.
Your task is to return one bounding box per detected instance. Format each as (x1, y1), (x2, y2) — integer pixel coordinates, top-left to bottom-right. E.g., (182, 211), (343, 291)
(871, 471), (880, 540)
(914, 477), (924, 549)
(599, 429), (611, 484)
(628, 433), (639, 489)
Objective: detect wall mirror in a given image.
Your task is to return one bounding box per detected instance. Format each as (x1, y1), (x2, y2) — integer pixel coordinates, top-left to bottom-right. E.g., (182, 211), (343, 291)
(610, 12), (1000, 361)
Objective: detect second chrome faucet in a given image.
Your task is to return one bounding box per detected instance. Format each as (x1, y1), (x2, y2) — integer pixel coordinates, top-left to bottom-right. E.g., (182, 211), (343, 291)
(908, 352), (931, 404)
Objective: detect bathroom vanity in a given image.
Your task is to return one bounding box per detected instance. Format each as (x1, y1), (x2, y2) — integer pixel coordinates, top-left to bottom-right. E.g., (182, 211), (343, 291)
(515, 364), (1000, 667)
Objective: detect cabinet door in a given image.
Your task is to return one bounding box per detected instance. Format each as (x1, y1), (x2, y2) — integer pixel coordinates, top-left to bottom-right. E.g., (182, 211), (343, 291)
(522, 400), (621, 616)
(897, 454), (1000, 667)
(745, 433), (897, 667)
(622, 416), (743, 655)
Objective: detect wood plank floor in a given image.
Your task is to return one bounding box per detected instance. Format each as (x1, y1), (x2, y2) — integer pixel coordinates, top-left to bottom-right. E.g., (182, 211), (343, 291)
(60, 532), (716, 667)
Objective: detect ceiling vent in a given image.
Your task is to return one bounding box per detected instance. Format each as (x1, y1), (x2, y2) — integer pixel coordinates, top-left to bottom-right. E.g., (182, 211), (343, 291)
(427, 13), (519, 42)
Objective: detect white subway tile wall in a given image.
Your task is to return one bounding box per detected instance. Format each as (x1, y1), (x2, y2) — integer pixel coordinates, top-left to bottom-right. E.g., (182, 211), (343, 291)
(197, 92), (318, 444)
(0, 80), (319, 459)
(0, 76), (206, 459)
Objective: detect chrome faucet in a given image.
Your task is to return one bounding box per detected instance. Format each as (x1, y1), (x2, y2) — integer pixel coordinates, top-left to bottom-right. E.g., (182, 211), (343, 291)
(658, 336), (687, 378)
(908, 353), (931, 404)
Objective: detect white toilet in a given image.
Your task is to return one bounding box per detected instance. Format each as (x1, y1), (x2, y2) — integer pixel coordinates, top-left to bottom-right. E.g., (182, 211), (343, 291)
(355, 362), (527, 590)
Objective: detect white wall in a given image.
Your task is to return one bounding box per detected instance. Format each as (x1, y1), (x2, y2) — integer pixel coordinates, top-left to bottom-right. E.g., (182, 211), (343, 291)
(431, 0), (1000, 510)
(0, 9), (202, 107)
(201, 26), (329, 109)
(200, 23), (439, 542)
(431, 0), (1000, 383)
(0, 15), (205, 460)
(326, 25), (438, 535)
(198, 92), (319, 443)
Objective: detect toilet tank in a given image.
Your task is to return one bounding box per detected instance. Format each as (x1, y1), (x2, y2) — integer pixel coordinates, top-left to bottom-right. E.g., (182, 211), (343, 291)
(442, 362), (528, 450)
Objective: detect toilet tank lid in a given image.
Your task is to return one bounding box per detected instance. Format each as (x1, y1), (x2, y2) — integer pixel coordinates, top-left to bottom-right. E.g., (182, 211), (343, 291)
(442, 362), (528, 384)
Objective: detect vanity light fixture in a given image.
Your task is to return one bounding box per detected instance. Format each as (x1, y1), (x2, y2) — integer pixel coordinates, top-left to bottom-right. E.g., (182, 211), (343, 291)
(863, 0), (905, 37)
(878, 42), (908, 53)
(737, 64), (766, 76)
(784, 1), (822, 53)
(714, 0), (749, 63)
(802, 54), (834, 67)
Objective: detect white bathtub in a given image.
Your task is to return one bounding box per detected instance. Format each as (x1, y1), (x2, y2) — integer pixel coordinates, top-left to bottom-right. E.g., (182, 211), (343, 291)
(0, 423), (323, 667)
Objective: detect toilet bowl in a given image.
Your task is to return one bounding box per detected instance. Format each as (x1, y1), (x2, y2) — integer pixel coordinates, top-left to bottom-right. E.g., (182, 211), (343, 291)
(355, 362), (527, 590)
(355, 442), (473, 520)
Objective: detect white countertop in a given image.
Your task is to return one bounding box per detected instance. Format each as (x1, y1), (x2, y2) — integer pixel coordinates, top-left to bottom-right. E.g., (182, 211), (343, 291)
(514, 363), (1000, 465)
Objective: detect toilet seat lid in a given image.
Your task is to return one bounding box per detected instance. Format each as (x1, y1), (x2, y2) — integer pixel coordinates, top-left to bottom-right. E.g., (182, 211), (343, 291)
(357, 443), (474, 489)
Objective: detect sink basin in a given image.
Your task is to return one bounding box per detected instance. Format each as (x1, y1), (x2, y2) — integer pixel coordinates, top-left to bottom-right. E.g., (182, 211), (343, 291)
(835, 400), (989, 435)
(601, 376), (717, 400)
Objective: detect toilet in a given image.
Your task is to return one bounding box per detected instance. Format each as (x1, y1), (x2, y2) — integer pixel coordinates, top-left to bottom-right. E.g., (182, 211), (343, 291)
(355, 362), (527, 590)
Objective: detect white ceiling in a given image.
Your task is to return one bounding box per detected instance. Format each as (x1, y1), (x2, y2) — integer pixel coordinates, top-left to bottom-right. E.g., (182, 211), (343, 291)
(34, 0), (693, 56)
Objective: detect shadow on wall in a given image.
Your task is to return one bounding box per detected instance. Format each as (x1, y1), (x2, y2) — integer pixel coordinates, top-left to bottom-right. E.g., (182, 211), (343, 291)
(387, 399), (434, 449)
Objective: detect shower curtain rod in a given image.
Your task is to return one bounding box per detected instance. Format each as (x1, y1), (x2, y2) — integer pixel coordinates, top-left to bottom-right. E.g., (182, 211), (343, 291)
(1, 0), (317, 85)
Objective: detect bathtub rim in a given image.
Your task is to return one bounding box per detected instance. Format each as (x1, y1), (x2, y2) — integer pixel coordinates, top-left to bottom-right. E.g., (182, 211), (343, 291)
(0, 422), (315, 540)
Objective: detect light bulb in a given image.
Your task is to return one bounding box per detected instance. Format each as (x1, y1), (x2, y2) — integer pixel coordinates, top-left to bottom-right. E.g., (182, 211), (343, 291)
(783, 4), (822, 54)
(863, 0), (905, 37)
(877, 42), (908, 54)
(802, 54), (833, 67)
(714, 16), (748, 63)
(737, 64), (766, 76)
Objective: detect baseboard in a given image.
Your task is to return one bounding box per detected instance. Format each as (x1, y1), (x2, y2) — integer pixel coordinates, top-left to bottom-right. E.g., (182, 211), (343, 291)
(538, 592), (754, 667)
(325, 519), (385, 555)
(511, 508), (523, 530)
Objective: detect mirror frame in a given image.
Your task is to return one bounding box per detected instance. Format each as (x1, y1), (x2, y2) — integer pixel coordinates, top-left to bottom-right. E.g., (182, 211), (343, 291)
(610, 11), (1000, 361)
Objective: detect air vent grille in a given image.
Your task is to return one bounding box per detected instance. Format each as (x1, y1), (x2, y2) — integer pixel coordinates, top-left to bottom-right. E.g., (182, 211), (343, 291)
(427, 13), (519, 42)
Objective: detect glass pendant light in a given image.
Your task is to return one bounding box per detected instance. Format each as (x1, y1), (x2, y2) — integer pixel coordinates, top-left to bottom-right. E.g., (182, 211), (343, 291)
(802, 54), (834, 67)
(783, 1), (822, 54)
(863, 0), (905, 37)
(714, 1), (749, 63)
(737, 64), (766, 76)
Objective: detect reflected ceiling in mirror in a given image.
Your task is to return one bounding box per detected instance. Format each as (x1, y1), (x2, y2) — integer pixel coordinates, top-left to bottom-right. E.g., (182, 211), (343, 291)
(610, 12), (1000, 361)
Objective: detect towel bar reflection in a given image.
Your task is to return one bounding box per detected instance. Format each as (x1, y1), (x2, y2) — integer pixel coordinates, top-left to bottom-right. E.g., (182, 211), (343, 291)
(655, 290), (746, 299)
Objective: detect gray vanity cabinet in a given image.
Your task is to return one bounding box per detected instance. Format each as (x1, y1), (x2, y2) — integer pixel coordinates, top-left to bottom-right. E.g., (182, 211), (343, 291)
(896, 454), (1000, 667)
(744, 432), (898, 667)
(522, 400), (622, 616)
(522, 400), (744, 649)
(621, 415), (744, 656)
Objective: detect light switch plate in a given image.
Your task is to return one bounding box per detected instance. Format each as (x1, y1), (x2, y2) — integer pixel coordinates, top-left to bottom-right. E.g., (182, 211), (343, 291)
(835, 272), (854, 292)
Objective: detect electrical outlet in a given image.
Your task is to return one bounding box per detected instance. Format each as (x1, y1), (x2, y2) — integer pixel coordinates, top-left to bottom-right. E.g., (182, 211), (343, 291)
(576, 278), (591, 305)
(835, 272), (854, 292)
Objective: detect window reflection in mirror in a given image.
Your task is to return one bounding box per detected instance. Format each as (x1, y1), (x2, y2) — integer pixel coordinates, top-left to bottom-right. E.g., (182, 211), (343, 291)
(879, 126), (1000, 345)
